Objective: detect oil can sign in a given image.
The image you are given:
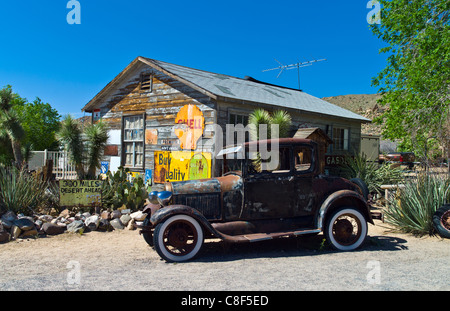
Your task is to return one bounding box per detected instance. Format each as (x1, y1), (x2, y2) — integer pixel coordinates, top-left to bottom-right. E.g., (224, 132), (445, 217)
(59, 180), (103, 207)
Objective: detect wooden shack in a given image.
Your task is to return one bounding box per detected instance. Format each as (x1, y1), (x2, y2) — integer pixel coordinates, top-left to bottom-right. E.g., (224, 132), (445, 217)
(82, 57), (370, 184)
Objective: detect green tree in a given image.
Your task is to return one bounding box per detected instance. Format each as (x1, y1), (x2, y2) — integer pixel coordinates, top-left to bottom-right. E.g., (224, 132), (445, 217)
(370, 0), (449, 163)
(14, 97), (61, 151)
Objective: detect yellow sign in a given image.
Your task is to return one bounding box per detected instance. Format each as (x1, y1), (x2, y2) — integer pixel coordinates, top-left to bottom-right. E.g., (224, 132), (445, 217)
(174, 104), (205, 150)
(154, 151), (211, 183)
(59, 180), (103, 207)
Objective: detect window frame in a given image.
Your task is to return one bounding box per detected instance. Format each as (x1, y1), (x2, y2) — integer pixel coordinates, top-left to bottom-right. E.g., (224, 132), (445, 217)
(332, 127), (350, 152)
(122, 114), (145, 169)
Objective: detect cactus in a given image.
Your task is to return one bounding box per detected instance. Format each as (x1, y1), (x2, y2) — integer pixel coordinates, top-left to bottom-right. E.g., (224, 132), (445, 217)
(101, 167), (149, 211)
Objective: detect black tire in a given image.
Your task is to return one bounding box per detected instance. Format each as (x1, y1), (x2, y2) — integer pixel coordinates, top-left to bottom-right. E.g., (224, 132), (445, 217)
(142, 216), (154, 247)
(153, 214), (204, 262)
(324, 207), (368, 251)
(433, 204), (450, 239)
(350, 178), (369, 200)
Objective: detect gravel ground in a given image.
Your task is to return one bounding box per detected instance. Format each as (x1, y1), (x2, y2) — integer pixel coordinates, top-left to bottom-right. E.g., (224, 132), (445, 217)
(0, 220), (448, 292)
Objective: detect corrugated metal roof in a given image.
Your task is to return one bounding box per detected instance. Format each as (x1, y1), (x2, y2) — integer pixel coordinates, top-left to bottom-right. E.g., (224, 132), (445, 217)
(144, 58), (370, 122)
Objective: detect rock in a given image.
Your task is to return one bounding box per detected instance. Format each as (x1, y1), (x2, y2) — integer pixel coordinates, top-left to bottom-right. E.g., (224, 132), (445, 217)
(42, 223), (66, 235)
(0, 231), (10, 243)
(111, 210), (121, 219)
(127, 218), (136, 230)
(11, 226), (21, 240)
(101, 211), (111, 220)
(59, 209), (72, 218)
(120, 214), (132, 226)
(39, 215), (53, 223)
(20, 228), (38, 238)
(1, 211), (17, 223)
(85, 215), (100, 231)
(35, 219), (43, 227)
(66, 220), (85, 234)
(110, 218), (124, 230)
(1, 219), (13, 230)
(82, 212), (91, 218)
(98, 219), (112, 231)
(121, 209), (131, 215)
(13, 218), (36, 231)
(130, 211), (147, 221)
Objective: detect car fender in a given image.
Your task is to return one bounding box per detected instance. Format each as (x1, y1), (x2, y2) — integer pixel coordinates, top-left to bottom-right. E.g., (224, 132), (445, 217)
(150, 205), (225, 239)
(316, 190), (374, 230)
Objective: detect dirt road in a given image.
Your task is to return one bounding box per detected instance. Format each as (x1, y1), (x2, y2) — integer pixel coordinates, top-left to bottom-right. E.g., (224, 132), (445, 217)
(0, 220), (448, 291)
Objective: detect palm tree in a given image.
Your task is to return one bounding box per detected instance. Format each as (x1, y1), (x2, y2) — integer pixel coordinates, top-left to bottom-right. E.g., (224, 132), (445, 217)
(57, 115), (109, 179)
(0, 86), (25, 168)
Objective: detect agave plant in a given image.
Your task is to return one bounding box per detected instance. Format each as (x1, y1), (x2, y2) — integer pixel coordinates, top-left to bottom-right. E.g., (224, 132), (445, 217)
(0, 166), (48, 215)
(385, 173), (450, 236)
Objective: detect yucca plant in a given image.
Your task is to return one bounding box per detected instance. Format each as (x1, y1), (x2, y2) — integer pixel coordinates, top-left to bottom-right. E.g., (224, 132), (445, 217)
(57, 115), (109, 179)
(340, 155), (404, 194)
(248, 109), (292, 171)
(85, 120), (109, 178)
(385, 173), (450, 236)
(0, 166), (48, 215)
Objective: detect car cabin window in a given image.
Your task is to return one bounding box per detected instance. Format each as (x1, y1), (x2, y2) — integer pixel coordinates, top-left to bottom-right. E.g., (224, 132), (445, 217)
(247, 147), (291, 175)
(294, 146), (312, 173)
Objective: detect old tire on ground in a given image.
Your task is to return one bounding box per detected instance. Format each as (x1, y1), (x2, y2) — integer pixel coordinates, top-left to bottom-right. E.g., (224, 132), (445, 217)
(350, 178), (369, 200)
(142, 216), (154, 247)
(325, 207), (368, 251)
(433, 204), (450, 239)
(153, 214), (204, 262)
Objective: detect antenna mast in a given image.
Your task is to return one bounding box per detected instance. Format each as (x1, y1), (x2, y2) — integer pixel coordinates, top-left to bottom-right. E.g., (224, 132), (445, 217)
(263, 58), (327, 90)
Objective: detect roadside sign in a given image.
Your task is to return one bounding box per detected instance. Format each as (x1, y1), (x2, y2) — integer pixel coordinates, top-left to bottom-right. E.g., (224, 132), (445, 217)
(59, 180), (103, 208)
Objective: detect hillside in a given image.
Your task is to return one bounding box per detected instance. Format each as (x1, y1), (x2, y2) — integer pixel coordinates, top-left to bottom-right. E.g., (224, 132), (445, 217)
(322, 94), (386, 136)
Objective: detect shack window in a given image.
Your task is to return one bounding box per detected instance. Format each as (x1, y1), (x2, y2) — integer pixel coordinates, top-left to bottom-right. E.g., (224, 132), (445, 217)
(229, 113), (249, 126)
(333, 128), (349, 151)
(140, 73), (153, 91)
(123, 115), (144, 168)
(294, 146), (312, 172)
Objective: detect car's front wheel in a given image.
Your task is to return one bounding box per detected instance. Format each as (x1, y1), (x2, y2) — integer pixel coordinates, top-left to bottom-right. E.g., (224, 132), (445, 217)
(153, 214), (204, 262)
(324, 207), (368, 251)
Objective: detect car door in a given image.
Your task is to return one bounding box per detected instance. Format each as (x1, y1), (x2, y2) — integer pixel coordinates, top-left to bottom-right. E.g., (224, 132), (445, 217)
(242, 146), (296, 220)
(292, 144), (317, 217)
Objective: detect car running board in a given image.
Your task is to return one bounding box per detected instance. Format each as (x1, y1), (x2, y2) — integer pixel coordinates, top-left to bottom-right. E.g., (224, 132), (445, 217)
(218, 229), (321, 243)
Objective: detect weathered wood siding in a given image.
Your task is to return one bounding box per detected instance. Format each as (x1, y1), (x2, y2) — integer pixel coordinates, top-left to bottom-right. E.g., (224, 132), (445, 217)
(97, 63), (217, 177)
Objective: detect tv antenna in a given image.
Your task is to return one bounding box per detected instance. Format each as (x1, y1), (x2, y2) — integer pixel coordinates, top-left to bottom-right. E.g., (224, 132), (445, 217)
(263, 58), (327, 91)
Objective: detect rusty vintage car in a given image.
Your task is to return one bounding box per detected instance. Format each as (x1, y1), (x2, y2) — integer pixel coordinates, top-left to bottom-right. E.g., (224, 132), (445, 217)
(139, 138), (374, 262)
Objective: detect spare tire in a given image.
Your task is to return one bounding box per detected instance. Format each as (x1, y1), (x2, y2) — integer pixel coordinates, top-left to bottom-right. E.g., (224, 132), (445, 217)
(350, 178), (369, 200)
(433, 204), (450, 239)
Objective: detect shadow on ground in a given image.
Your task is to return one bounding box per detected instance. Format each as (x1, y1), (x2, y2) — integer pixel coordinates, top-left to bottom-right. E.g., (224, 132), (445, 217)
(193, 232), (409, 263)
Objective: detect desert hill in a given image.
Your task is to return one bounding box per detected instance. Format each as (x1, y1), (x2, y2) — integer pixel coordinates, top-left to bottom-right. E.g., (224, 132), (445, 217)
(322, 94), (386, 136)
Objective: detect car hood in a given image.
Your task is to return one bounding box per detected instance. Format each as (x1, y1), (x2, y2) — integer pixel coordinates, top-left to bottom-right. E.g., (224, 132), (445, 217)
(165, 174), (243, 195)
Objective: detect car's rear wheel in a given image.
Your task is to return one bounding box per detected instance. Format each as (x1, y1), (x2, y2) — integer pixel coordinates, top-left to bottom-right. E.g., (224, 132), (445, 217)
(325, 207), (367, 251)
(153, 214), (204, 262)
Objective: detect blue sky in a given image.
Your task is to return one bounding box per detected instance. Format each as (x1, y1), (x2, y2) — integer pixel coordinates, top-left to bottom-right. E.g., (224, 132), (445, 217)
(0, 0), (386, 118)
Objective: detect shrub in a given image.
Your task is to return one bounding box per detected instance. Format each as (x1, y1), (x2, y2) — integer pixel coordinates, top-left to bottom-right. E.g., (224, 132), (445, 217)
(340, 155), (404, 194)
(385, 173), (450, 236)
(0, 166), (48, 215)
